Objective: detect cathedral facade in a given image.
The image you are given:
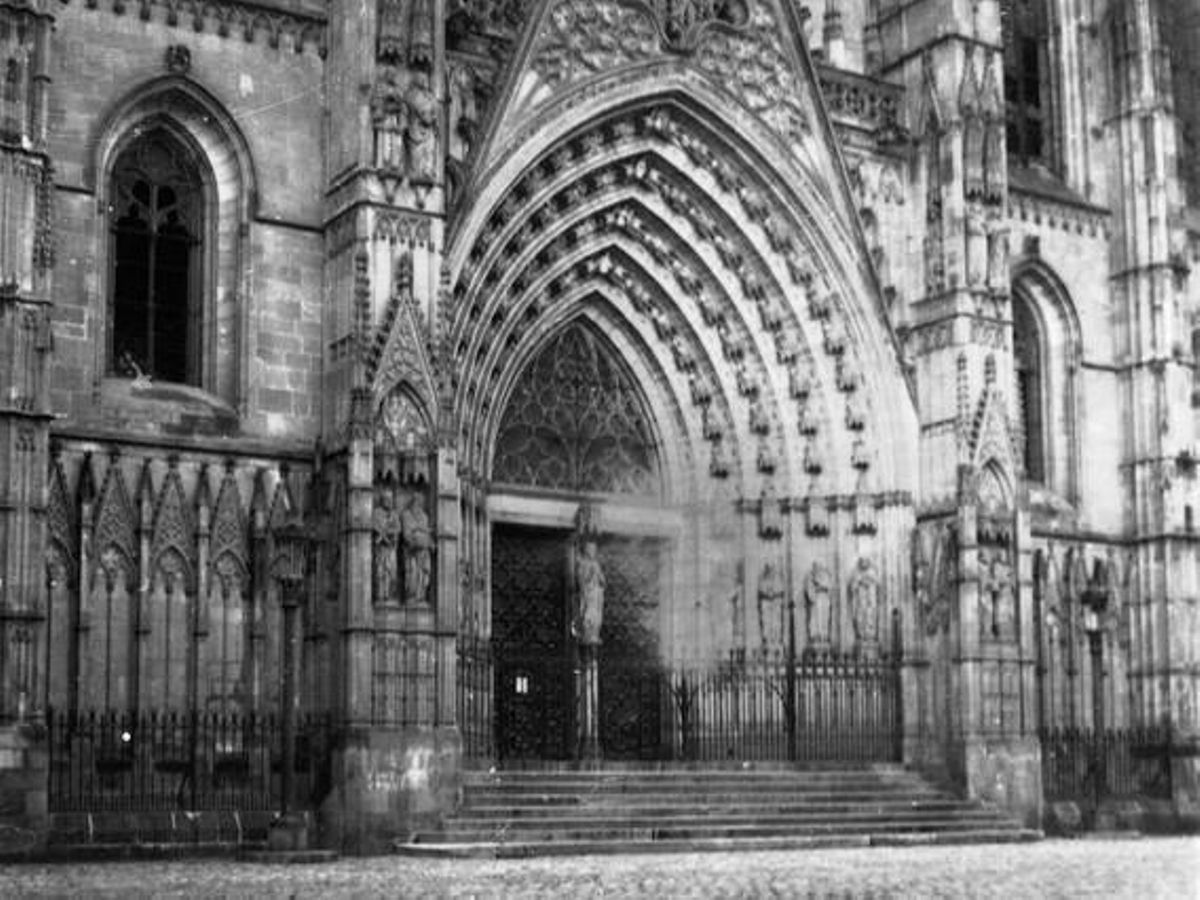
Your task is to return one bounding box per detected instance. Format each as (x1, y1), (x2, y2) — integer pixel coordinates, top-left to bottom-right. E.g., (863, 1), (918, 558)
(0, 0), (1197, 852)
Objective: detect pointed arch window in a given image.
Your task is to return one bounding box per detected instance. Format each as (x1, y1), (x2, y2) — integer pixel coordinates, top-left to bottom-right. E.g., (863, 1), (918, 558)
(1001, 0), (1050, 167)
(109, 131), (203, 386)
(1013, 293), (1045, 483)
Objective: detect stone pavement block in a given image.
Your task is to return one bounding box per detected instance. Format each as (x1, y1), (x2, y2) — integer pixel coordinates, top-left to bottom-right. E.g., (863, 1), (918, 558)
(0, 837), (1196, 898)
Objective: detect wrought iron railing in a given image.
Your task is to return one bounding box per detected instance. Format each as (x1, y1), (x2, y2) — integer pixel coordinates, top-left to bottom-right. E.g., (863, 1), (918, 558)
(457, 641), (902, 765)
(47, 708), (333, 813)
(670, 649), (902, 763)
(457, 635), (493, 761)
(1039, 726), (1174, 809)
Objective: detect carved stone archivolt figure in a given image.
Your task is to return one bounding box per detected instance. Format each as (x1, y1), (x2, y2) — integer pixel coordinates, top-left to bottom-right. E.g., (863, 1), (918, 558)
(575, 540), (605, 646)
(399, 489), (432, 605)
(848, 556), (880, 647)
(804, 559), (833, 648)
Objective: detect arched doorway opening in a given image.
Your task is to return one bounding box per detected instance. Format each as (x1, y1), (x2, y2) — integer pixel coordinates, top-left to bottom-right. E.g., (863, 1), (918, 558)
(487, 321), (673, 762)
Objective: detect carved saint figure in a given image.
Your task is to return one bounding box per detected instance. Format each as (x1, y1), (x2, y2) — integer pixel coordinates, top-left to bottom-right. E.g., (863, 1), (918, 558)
(804, 559), (833, 648)
(986, 221), (1010, 293)
(575, 541), (605, 646)
(372, 485), (401, 605)
(405, 71), (439, 185)
(848, 557), (880, 647)
(399, 489), (432, 605)
(757, 561), (786, 651)
(983, 550), (1015, 640)
(965, 205), (988, 288)
(372, 68), (407, 172)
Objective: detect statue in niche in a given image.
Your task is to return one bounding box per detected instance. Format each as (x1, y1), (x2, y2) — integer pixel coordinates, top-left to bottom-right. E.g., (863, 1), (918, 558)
(965, 205), (988, 288)
(848, 557), (880, 648)
(373, 484), (402, 605)
(804, 559), (833, 648)
(372, 68), (407, 172)
(405, 71), (439, 185)
(757, 561), (786, 653)
(575, 540), (606, 646)
(986, 220), (1010, 294)
(399, 489), (432, 605)
(982, 550), (1015, 640)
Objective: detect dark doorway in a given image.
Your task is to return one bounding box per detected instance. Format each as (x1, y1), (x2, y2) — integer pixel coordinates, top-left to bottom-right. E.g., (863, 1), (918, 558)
(491, 524), (664, 763)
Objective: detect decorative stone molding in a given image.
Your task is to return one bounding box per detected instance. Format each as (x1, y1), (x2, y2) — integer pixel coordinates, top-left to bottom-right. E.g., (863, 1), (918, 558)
(69, 0), (327, 57)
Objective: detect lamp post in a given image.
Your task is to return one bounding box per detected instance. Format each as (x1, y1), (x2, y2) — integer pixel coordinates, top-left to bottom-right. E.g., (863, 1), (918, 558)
(1080, 575), (1109, 827)
(270, 513), (310, 850)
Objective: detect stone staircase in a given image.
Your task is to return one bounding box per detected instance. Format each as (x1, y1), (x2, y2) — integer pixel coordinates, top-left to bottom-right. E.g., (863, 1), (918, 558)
(394, 765), (1042, 858)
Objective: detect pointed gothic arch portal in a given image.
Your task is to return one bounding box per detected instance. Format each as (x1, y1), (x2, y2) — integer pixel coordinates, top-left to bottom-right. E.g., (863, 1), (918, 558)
(488, 321), (672, 763)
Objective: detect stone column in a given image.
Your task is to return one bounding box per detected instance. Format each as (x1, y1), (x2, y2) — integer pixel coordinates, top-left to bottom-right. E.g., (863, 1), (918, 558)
(0, 0), (56, 856)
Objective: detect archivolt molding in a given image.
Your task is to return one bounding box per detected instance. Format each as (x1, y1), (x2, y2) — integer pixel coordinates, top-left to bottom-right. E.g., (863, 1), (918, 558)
(455, 208), (810, 501)
(449, 102), (902, 496)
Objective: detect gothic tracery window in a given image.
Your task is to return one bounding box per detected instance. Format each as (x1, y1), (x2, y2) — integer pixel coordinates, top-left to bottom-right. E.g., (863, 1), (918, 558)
(492, 323), (661, 496)
(109, 130), (203, 385)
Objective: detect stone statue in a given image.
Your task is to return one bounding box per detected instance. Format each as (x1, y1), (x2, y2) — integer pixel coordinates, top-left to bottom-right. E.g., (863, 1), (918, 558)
(983, 550), (1015, 640)
(757, 561), (786, 651)
(372, 68), (407, 172)
(986, 220), (1010, 293)
(803, 559), (833, 648)
(848, 557), (880, 647)
(575, 540), (605, 646)
(405, 71), (439, 185)
(399, 489), (432, 605)
(966, 205), (988, 288)
(372, 485), (401, 605)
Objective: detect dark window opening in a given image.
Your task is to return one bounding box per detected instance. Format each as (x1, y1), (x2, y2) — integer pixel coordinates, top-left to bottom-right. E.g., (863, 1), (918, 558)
(1002, 0), (1050, 167)
(109, 133), (202, 386)
(1014, 295), (1045, 483)
(1157, 1), (1200, 206)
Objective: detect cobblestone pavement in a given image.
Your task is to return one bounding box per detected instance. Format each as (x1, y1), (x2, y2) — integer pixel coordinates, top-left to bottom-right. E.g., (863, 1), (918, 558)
(1, 838), (1197, 899)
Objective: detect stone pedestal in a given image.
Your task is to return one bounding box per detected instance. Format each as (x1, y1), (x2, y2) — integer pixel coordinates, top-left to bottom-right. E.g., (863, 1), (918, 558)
(578, 644), (600, 763)
(319, 725), (461, 855)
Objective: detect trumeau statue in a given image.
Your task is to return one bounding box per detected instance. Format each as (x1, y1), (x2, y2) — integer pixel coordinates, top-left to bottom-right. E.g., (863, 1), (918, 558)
(575, 540), (605, 646)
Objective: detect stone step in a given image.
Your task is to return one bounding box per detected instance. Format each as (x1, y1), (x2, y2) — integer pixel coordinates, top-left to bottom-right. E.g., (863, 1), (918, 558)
(457, 799), (976, 819)
(396, 766), (1036, 859)
(437, 811), (1012, 839)
(464, 788), (948, 806)
(396, 828), (1043, 859)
